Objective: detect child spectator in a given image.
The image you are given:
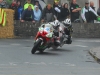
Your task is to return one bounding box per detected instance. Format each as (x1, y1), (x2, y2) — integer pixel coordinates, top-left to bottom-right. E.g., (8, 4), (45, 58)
(33, 5), (41, 22)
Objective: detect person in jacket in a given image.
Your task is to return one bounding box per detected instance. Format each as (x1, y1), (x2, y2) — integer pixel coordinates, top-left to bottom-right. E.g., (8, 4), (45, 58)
(34, 0), (42, 11)
(70, 0), (81, 22)
(17, 1), (23, 20)
(97, 7), (100, 16)
(89, 1), (96, 23)
(90, 1), (95, 10)
(24, 0), (34, 10)
(41, 4), (56, 22)
(9, 0), (17, 9)
(81, 1), (98, 23)
(53, 0), (62, 21)
(61, 3), (70, 21)
(33, 5), (41, 22)
(9, 0), (23, 20)
(21, 5), (35, 23)
(9, 0), (18, 20)
(0, 0), (7, 8)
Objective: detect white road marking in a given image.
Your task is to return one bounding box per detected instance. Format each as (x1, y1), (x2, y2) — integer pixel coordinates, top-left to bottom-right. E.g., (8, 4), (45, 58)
(68, 45), (88, 47)
(10, 44), (20, 46)
(73, 45), (88, 47)
(9, 62), (17, 66)
(0, 62), (76, 68)
(30, 62), (47, 65)
(76, 40), (100, 43)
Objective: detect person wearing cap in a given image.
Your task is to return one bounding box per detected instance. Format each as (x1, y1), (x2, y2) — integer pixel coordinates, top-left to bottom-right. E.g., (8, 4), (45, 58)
(81, 1), (98, 23)
(70, 0), (81, 22)
(24, 0), (34, 10)
(33, 5), (41, 22)
(34, 0), (42, 11)
(21, 5), (35, 23)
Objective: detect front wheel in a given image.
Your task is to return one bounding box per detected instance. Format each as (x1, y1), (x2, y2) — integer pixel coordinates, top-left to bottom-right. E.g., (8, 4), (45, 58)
(31, 39), (42, 54)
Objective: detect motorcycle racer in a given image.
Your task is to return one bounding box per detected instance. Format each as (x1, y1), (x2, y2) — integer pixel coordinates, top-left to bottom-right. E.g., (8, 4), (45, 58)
(63, 18), (72, 44)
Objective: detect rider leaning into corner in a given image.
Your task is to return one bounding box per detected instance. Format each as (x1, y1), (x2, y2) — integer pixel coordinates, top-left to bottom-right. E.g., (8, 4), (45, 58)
(39, 18), (72, 46)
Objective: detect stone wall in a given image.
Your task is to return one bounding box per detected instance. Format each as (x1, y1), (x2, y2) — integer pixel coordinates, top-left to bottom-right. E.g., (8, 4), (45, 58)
(72, 23), (100, 38)
(14, 21), (100, 38)
(14, 21), (39, 37)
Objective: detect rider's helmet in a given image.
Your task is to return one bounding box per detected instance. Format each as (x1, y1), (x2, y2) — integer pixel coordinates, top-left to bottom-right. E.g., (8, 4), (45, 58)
(50, 20), (60, 27)
(63, 18), (71, 26)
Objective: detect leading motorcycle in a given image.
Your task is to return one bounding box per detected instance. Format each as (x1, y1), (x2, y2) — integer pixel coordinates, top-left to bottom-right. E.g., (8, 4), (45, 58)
(31, 19), (72, 54)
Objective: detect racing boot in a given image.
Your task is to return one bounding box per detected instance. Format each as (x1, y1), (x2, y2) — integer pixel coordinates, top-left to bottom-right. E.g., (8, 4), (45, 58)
(54, 38), (60, 46)
(65, 35), (72, 44)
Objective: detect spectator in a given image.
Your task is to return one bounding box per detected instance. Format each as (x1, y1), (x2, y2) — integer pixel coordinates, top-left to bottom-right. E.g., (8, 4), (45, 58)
(53, 0), (62, 21)
(9, 0), (17, 10)
(0, 0), (7, 8)
(90, 1), (96, 23)
(90, 1), (95, 10)
(34, 5), (41, 22)
(61, 3), (64, 8)
(21, 5), (35, 23)
(81, 1), (98, 23)
(6, 0), (12, 8)
(17, 1), (23, 20)
(9, 0), (19, 20)
(24, 0), (34, 10)
(97, 7), (100, 16)
(41, 4), (55, 22)
(70, 0), (81, 22)
(34, 0), (42, 11)
(61, 3), (70, 21)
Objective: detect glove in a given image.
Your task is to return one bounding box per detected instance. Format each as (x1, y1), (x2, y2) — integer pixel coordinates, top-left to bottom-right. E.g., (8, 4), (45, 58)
(55, 7), (61, 13)
(97, 16), (100, 21)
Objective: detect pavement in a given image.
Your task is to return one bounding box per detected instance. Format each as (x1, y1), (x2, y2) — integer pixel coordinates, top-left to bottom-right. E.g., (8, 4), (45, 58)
(0, 38), (100, 75)
(89, 47), (100, 63)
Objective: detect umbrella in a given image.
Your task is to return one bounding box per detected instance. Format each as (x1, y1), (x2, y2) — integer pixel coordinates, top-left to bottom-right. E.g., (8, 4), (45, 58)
(37, 0), (46, 10)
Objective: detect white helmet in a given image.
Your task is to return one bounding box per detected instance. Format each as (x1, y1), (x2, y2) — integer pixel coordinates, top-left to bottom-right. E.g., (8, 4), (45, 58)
(63, 18), (71, 26)
(50, 20), (60, 27)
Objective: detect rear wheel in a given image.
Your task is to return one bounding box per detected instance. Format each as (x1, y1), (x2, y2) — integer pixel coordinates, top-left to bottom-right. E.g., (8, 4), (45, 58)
(52, 45), (58, 50)
(39, 49), (44, 53)
(31, 39), (42, 54)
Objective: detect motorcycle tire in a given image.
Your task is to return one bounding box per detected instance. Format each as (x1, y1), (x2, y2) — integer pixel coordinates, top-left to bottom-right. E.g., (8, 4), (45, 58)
(52, 45), (58, 50)
(31, 39), (42, 54)
(39, 49), (44, 53)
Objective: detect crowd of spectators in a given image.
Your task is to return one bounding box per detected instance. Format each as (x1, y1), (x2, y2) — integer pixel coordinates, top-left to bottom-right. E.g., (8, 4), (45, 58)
(0, 0), (100, 23)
